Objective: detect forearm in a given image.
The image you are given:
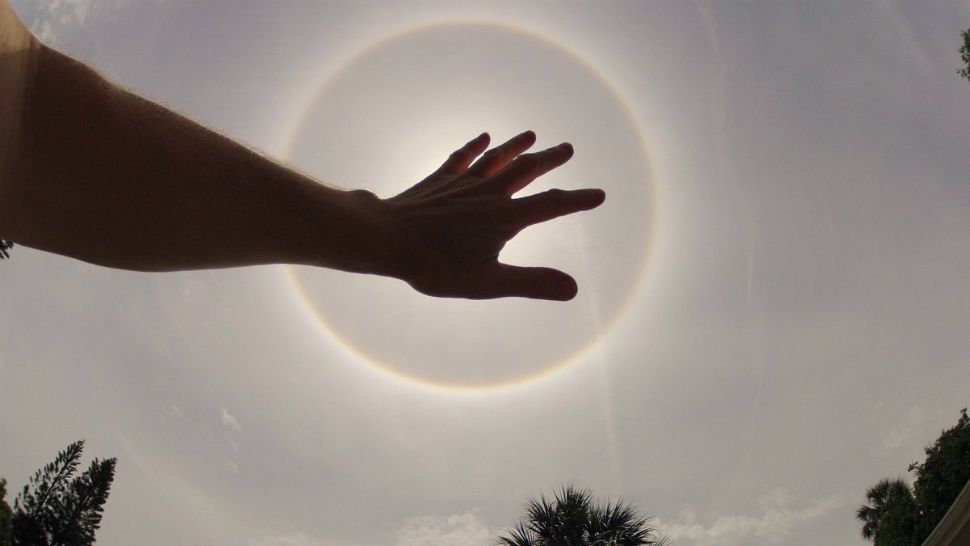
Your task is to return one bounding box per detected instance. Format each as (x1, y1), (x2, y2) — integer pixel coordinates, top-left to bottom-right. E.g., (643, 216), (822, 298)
(0, 0), (37, 190)
(0, 44), (389, 272)
(0, 17), (604, 300)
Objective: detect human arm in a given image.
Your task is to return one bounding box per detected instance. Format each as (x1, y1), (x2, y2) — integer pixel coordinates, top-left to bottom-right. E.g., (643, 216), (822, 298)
(0, 4), (604, 300)
(0, 0), (35, 206)
(0, 38), (395, 275)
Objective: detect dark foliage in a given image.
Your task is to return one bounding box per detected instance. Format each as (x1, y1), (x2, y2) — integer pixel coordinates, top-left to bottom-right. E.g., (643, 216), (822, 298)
(959, 28), (970, 82)
(8, 441), (116, 546)
(1, 480), (12, 546)
(856, 479), (920, 546)
(858, 408), (970, 545)
(498, 486), (666, 546)
(908, 408), (970, 537)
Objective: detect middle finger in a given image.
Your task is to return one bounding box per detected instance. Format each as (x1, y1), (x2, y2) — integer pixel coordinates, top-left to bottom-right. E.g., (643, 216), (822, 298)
(467, 130), (537, 178)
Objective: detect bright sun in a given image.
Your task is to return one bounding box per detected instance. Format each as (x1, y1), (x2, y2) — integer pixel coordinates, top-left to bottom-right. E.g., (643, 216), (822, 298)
(283, 21), (655, 393)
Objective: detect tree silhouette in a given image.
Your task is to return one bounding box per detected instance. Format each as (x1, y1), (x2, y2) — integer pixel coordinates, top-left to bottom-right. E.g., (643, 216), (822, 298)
(1, 480), (12, 546)
(959, 28), (970, 82)
(6, 440), (116, 546)
(856, 478), (920, 546)
(498, 486), (666, 546)
(908, 408), (970, 537)
(857, 408), (970, 545)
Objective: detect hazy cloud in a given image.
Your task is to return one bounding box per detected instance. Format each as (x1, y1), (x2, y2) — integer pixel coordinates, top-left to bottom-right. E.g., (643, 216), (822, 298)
(157, 402), (183, 424)
(658, 492), (847, 546)
(30, 0), (96, 43)
(882, 404), (928, 453)
(394, 511), (495, 546)
(220, 407), (243, 433)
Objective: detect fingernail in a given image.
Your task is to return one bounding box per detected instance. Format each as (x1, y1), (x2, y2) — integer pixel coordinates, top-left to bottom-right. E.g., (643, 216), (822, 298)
(520, 130), (536, 139)
(559, 142), (574, 154)
(478, 132), (489, 140)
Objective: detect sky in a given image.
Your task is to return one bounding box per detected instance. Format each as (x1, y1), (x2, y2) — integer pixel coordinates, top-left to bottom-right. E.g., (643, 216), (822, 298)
(2, 1), (970, 545)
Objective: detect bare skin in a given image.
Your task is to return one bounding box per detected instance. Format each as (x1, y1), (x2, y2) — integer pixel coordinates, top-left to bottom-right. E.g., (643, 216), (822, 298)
(0, 0), (35, 185)
(0, 2), (604, 300)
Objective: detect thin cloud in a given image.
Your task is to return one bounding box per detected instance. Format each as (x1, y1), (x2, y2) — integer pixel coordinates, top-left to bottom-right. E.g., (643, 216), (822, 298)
(30, 0), (96, 43)
(882, 404), (928, 453)
(158, 402), (183, 424)
(220, 407), (243, 433)
(394, 510), (495, 546)
(658, 492), (847, 546)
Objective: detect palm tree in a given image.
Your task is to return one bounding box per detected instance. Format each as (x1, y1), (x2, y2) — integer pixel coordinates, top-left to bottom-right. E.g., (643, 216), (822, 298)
(856, 478), (919, 545)
(498, 486), (666, 546)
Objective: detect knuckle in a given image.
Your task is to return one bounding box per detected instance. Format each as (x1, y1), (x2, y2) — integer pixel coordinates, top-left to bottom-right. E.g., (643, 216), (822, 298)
(546, 188), (567, 204)
(517, 155), (539, 169)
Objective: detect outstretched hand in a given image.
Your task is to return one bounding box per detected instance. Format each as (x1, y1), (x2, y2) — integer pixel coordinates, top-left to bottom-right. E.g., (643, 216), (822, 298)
(0, 21), (604, 282)
(379, 131), (605, 300)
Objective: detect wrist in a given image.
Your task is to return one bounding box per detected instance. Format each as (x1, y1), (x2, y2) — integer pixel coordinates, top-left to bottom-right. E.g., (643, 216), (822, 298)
(291, 185), (404, 278)
(338, 188), (403, 277)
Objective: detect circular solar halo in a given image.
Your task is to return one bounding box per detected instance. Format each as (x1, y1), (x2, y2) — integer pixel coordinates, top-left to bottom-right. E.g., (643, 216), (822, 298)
(281, 20), (657, 395)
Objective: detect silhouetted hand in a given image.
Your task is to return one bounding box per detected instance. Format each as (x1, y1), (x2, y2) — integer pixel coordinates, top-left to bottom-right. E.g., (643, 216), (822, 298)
(3, 5), (607, 285)
(380, 131), (605, 300)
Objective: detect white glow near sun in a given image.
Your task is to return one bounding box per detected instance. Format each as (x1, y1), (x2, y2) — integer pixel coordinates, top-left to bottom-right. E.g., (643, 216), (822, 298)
(281, 20), (655, 394)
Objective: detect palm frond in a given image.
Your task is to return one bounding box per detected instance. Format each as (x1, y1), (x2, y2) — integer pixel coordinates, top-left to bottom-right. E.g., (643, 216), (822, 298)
(502, 486), (666, 546)
(497, 521), (537, 546)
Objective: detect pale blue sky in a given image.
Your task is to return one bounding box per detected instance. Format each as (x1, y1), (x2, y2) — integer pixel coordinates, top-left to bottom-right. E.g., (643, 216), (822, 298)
(3, 1), (970, 545)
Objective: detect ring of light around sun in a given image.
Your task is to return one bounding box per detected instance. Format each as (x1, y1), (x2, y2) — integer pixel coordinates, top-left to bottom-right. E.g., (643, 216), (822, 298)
(283, 21), (654, 392)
